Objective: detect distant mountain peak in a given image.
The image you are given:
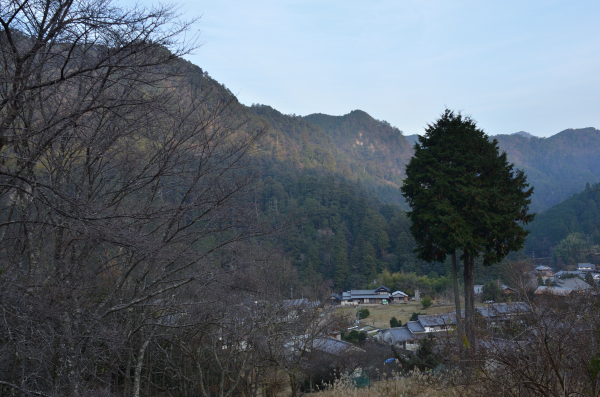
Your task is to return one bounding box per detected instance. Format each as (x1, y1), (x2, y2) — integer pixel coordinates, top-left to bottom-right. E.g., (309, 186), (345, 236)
(512, 131), (534, 138)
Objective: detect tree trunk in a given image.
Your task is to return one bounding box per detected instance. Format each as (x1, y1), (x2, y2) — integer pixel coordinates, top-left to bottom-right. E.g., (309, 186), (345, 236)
(133, 332), (153, 397)
(451, 251), (464, 342)
(289, 372), (299, 397)
(463, 251), (476, 347)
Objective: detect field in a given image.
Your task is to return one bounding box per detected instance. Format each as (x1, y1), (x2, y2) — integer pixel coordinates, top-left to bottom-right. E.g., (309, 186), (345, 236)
(336, 300), (459, 329)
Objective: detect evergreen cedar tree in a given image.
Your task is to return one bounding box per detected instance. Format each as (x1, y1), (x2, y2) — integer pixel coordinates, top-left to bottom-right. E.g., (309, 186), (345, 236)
(401, 109), (535, 345)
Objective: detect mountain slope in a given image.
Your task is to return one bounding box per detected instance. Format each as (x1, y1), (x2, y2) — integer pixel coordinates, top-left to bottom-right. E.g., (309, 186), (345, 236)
(495, 128), (600, 212)
(525, 182), (600, 258)
(304, 111), (413, 203)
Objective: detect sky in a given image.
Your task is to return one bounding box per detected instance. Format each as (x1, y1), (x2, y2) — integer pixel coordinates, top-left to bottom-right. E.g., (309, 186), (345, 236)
(136, 0), (600, 137)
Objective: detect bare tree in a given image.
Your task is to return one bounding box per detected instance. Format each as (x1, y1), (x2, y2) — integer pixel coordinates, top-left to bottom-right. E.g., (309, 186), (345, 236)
(437, 289), (600, 396)
(0, 0), (274, 395)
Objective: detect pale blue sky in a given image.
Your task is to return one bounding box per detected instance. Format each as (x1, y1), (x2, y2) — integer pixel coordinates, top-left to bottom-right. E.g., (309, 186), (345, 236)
(141, 0), (600, 137)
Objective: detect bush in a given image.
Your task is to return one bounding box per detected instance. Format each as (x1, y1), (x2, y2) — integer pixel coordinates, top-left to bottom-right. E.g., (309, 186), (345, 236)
(358, 331), (367, 342)
(409, 312), (423, 321)
(390, 316), (401, 328)
(421, 295), (433, 309)
(359, 308), (370, 319)
(342, 330), (367, 344)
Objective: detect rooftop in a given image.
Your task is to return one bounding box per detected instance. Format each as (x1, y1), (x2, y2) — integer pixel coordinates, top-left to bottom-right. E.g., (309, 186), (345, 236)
(384, 327), (415, 343)
(406, 320), (426, 333)
(312, 337), (360, 356)
(556, 277), (591, 291)
(418, 312), (458, 327)
(476, 302), (529, 318)
(534, 286), (572, 296)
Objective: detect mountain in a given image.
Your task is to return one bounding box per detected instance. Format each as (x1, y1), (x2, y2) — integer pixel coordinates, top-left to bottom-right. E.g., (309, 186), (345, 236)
(495, 128), (600, 212)
(405, 134), (420, 146)
(304, 111), (413, 203)
(113, 59), (600, 284)
(525, 182), (600, 258)
(511, 131), (534, 139)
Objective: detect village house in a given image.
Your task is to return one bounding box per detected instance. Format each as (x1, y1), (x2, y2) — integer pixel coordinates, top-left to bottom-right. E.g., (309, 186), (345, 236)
(390, 290), (409, 303)
(477, 302), (530, 326)
(536, 265), (554, 279)
(340, 285), (391, 305)
(377, 302), (530, 351)
(329, 286), (409, 306)
(577, 263), (595, 271)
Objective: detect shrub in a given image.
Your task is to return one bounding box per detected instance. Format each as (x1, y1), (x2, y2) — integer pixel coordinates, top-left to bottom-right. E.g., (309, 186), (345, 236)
(390, 316), (401, 328)
(421, 295), (433, 309)
(409, 312), (423, 321)
(358, 308), (370, 319)
(358, 331), (367, 342)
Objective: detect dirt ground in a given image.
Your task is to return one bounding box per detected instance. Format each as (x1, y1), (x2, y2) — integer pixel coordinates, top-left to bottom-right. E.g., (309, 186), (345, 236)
(336, 300), (459, 329)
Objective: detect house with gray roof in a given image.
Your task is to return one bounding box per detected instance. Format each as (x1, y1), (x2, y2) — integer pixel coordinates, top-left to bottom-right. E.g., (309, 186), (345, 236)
(311, 337), (363, 356)
(340, 285), (391, 305)
(377, 302), (531, 351)
(418, 313), (459, 333)
(377, 327), (419, 350)
(534, 285), (573, 296)
(536, 265), (554, 279)
(556, 277), (592, 292)
(578, 263), (595, 271)
(476, 302), (530, 324)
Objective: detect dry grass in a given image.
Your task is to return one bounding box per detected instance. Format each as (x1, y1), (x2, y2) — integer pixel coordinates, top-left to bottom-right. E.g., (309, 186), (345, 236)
(337, 301), (457, 329)
(311, 372), (459, 397)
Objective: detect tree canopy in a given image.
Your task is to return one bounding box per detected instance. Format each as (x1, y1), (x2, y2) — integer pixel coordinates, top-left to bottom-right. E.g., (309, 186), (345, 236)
(401, 109), (534, 344)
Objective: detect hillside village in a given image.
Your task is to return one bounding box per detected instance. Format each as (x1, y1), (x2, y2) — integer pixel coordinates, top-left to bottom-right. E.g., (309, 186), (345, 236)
(1, 0), (600, 395)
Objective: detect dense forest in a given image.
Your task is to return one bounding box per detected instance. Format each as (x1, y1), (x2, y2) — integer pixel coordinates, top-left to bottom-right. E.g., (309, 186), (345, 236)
(525, 182), (600, 264)
(178, 60), (566, 291)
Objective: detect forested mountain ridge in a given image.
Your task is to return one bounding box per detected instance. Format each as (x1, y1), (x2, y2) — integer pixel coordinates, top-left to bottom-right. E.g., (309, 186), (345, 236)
(494, 127), (600, 212)
(246, 106), (413, 205)
(184, 57), (600, 214)
(180, 61), (413, 205)
(305, 111), (413, 201)
(525, 182), (600, 260)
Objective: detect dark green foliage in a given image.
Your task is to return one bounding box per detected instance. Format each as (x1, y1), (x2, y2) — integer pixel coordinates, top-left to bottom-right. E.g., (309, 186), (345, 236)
(390, 317), (401, 328)
(560, 273), (580, 280)
(538, 276), (544, 286)
(481, 282), (505, 302)
(394, 337), (440, 372)
(358, 331), (367, 342)
(526, 182), (600, 258)
(342, 330), (367, 344)
(401, 109), (535, 344)
(257, 167), (453, 290)
(401, 109), (535, 266)
(586, 273), (594, 285)
(359, 308), (370, 319)
(421, 295), (433, 309)
(409, 312), (423, 321)
(343, 330), (360, 343)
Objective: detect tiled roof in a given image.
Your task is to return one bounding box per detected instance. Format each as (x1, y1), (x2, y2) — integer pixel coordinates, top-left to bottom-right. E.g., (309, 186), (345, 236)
(312, 337), (358, 355)
(556, 278), (591, 291)
(535, 286), (572, 296)
(418, 313), (457, 327)
(341, 288), (391, 300)
(385, 327), (415, 343)
(406, 320), (425, 333)
(476, 302), (529, 318)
